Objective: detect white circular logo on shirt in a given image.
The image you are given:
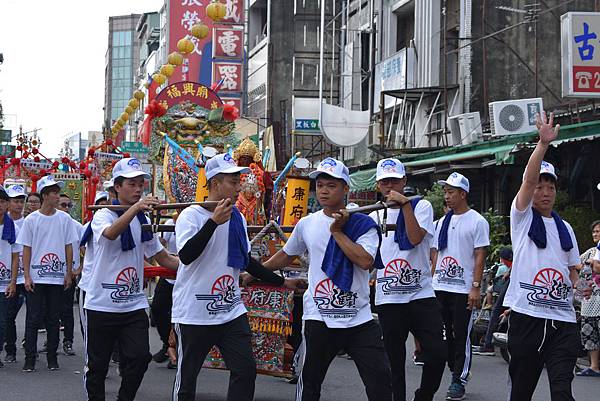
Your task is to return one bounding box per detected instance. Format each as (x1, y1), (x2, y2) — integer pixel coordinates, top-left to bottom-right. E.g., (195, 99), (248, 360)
(313, 278), (359, 319)
(436, 256), (464, 285)
(194, 274), (242, 314)
(101, 267), (145, 303)
(31, 253), (66, 278)
(519, 268), (572, 311)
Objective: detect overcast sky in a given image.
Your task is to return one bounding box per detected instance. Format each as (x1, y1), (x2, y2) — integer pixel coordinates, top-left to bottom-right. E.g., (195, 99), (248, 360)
(0, 0), (163, 157)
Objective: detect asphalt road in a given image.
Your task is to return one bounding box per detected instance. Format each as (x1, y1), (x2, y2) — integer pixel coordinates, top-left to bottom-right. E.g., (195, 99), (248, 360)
(1, 306), (598, 401)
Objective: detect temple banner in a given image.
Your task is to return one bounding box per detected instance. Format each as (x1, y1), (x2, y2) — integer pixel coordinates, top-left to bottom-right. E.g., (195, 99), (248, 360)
(283, 177), (310, 226)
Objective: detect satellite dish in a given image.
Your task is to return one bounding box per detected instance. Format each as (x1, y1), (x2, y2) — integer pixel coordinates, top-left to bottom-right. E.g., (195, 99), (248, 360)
(294, 158), (310, 169)
(320, 103), (370, 147)
(202, 147), (217, 158)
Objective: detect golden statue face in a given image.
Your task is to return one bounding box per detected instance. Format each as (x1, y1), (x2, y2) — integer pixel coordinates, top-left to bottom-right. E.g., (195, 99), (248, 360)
(233, 137), (262, 164)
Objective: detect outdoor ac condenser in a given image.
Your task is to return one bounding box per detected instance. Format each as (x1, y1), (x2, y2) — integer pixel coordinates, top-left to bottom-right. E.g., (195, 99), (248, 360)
(448, 112), (482, 146)
(489, 97), (543, 136)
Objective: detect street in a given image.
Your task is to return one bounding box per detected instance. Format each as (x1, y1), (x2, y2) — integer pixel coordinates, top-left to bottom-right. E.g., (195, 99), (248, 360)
(1, 306), (598, 401)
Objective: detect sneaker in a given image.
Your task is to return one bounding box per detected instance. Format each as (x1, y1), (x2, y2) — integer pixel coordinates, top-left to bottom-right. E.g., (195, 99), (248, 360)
(446, 382), (465, 401)
(63, 341), (75, 356)
(287, 375), (298, 384)
(47, 355), (59, 371)
(5, 354), (16, 363)
(472, 345), (495, 356)
(167, 360), (177, 369)
(22, 360), (36, 372)
(152, 345), (169, 363)
(413, 352), (425, 366)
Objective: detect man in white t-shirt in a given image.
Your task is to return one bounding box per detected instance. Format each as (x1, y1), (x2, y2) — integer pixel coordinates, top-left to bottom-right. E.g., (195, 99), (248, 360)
(56, 193), (83, 356)
(369, 158), (446, 401)
(17, 175), (78, 372)
(431, 172), (489, 401)
(264, 157), (392, 401)
(171, 153), (301, 401)
(503, 113), (582, 401)
(83, 158), (179, 401)
(3, 184), (27, 363)
(0, 186), (22, 369)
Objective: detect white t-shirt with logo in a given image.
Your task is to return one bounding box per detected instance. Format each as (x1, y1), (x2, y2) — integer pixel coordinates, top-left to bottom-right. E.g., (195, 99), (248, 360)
(78, 222), (94, 293)
(171, 206), (248, 325)
(84, 208), (163, 313)
(503, 199), (580, 322)
(12, 218), (24, 284)
(370, 200), (436, 305)
(283, 210), (378, 329)
(17, 210), (79, 285)
(0, 224), (22, 293)
(69, 219), (83, 272)
(432, 209), (490, 294)
(161, 219), (177, 285)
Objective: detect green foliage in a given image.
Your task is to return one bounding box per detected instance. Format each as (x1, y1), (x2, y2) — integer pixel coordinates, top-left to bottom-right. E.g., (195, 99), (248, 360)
(423, 183), (446, 220)
(482, 208), (510, 264)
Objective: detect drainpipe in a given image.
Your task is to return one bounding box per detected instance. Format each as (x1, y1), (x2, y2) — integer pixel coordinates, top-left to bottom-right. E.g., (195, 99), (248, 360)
(458, 0), (472, 113)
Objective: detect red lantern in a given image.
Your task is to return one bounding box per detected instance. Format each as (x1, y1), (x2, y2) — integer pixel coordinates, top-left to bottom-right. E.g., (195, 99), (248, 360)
(61, 157), (69, 164)
(70, 162), (77, 169)
(52, 161), (59, 169)
(92, 176), (99, 185)
(30, 174), (39, 182)
(10, 158), (20, 166)
(123, 152), (131, 158)
(106, 138), (113, 146)
(223, 104), (239, 121)
(33, 156), (40, 162)
(22, 152), (29, 159)
(39, 169), (47, 176)
(88, 147), (95, 157)
(79, 161), (86, 170)
(32, 148), (39, 155)
(16, 145), (22, 151)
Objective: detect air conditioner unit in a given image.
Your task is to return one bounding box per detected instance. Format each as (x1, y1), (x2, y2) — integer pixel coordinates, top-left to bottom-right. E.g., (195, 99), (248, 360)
(448, 112), (482, 146)
(489, 98), (543, 136)
(368, 122), (381, 147)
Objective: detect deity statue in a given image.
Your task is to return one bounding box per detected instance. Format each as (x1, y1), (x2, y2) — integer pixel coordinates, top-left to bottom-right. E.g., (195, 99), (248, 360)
(232, 138), (273, 224)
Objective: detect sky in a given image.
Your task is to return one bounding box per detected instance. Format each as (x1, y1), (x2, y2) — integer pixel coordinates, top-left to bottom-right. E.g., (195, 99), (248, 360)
(0, 0), (164, 157)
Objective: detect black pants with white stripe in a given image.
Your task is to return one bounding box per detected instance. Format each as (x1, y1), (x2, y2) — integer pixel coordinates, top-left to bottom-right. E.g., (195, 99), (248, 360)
(173, 314), (256, 401)
(297, 319), (392, 401)
(435, 291), (474, 385)
(507, 311), (579, 401)
(378, 298), (447, 401)
(84, 309), (152, 401)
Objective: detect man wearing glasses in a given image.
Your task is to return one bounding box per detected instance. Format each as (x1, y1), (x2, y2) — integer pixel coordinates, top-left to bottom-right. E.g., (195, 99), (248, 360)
(57, 193), (83, 356)
(24, 192), (41, 217)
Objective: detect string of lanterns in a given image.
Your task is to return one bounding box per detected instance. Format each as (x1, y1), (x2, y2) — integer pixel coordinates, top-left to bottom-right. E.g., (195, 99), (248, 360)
(110, 0), (228, 137)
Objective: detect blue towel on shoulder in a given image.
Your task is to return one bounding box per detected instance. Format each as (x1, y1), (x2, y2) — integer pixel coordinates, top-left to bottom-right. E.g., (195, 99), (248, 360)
(528, 208), (573, 252)
(2, 213), (16, 245)
(394, 197), (422, 251)
(228, 206), (249, 270)
(111, 200), (153, 251)
(80, 223), (93, 247)
(321, 213), (384, 292)
(437, 210), (455, 251)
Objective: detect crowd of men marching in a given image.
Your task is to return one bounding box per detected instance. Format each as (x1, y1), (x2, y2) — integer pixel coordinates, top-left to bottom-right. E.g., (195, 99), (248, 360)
(0, 112), (598, 401)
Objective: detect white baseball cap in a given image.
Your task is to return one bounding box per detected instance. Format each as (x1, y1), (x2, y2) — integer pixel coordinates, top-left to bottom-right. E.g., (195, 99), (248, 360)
(540, 160), (557, 180)
(438, 172), (470, 193)
(6, 184), (26, 198)
(94, 191), (110, 204)
(112, 158), (151, 180)
(205, 153), (250, 181)
(308, 157), (351, 185)
(103, 179), (114, 190)
(376, 158), (406, 181)
(37, 175), (65, 193)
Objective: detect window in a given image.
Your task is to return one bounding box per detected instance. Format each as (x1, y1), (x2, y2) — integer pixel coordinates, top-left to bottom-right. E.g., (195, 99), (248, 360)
(394, 2), (415, 52)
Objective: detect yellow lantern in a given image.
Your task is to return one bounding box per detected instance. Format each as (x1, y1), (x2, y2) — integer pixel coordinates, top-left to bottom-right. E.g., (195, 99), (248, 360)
(120, 112), (129, 121)
(207, 1), (226, 22)
(152, 73), (167, 85)
(177, 38), (195, 54)
(128, 98), (140, 109)
(160, 64), (175, 77)
(191, 23), (209, 39)
(125, 106), (134, 115)
(167, 52), (184, 66)
(133, 90), (145, 100)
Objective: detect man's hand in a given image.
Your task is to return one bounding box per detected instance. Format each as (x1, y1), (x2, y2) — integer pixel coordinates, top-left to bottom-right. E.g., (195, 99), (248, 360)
(386, 190), (410, 207)
(135, 195), (161, 213)
(211, 199), (233, 225)
(536, 111), (559, 146)
(467, 287), (481, 310)
(24, 275), (34, 292)
(283, 278), (307, 290)
(64, 273), (73, 290)
(72, 268), (82, 280)
(330, 209), (350, 233)
(240, 272), (255, 287)
(6, 281), (16, 298)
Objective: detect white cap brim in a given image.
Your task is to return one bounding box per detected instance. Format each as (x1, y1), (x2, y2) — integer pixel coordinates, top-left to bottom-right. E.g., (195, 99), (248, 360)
(8, 192), (26, 198)
(114, 171), (151, 180)
(376, 172), (406, 181)
(39, 181), (65, 193)
(437, 180), (468, 192)
(206, 166), (250, 181)
(308, 170), (351, 185)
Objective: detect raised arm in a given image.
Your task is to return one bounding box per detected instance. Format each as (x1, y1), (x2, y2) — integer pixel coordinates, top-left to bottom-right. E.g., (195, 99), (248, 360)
(515, 112), (559, 211)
